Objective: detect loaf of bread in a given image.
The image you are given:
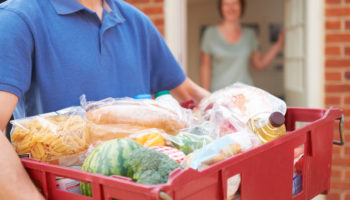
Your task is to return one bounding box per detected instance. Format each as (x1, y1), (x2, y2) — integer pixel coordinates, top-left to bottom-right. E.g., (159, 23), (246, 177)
(85, 99), (189, 142)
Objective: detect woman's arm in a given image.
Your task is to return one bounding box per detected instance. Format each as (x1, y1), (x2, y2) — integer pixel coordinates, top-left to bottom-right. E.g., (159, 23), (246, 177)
(171, 78), (210, 103)
(0, 91), (44, 200)
(251, 30), (285, 71)
(200, 52), (212, 91)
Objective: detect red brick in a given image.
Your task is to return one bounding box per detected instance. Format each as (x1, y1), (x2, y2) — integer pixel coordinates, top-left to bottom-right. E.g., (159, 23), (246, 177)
(326, 84), (350, 93)
(326, 20), (342, 30)
(331, 168), (342, 179)
(326, 59), (350, 67)
(326, 7), (350, 17)
(330, 180), (350, 189)
(346, 21), (350, 30)
(142, 6), (163, 15)
(326, 0), (341, 3)
(345, 46), (350, 55)
(345, 121), (350, 129)
(326, 192), (341, 200)
(326, 96), (341, 105)
(326, 34), (350, 43)
(346, 96), (350, 104)
(332, 156), (350, 166)
(346, 170), (350, 179)
(333, 145), (342, 155)
(345, 71), (350, 80)
(345, 146), (350, 155)
(326, 46), (342, 56)
(346, 193), (350, 200)
(344, 109), (350, 117)
(326, 71), (343, 81)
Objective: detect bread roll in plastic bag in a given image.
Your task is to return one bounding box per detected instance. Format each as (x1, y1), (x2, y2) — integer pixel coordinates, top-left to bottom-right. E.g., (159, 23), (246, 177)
(81, 96), (191, 143)
(194, 83), (287, 123)
(10, 107), (89, 162)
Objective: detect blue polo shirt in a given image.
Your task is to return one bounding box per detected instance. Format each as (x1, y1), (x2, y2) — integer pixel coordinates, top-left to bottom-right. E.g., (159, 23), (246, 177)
(0, 0), (186, 118)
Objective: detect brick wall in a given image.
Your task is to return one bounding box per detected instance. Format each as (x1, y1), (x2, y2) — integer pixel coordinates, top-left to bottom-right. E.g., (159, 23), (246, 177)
(124, 0), (165, 35)
(325, 0), (350, 199)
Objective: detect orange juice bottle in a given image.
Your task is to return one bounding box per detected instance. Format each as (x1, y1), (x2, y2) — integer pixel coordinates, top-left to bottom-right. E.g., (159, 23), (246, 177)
(247, 112), (286, 143)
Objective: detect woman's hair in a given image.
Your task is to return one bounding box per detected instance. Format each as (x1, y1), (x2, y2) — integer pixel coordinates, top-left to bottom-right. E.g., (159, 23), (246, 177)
(218, 0), (246, 18)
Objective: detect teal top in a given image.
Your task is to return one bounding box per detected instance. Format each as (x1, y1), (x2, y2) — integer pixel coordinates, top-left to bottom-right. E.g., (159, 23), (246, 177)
(201, 26), (258, 92)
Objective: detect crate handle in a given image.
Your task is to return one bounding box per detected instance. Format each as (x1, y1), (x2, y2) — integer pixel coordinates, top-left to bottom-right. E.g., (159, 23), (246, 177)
(159, 191), (173, 200)
(333, 114), (345, 146)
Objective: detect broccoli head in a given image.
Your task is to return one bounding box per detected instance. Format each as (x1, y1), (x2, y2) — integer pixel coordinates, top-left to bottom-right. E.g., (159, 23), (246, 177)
(126, 147), (183, 185)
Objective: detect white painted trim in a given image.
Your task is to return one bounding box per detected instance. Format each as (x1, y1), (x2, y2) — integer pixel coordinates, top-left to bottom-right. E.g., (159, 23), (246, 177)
(305, 0), (325, 108)
(164, 0), (188, 73)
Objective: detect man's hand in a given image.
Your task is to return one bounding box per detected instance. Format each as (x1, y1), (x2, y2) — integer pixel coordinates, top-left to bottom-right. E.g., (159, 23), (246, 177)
(171, 78), (210, 103)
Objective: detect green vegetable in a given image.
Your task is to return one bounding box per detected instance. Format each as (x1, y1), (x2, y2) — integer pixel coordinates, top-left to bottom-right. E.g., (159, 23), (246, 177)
(127, 148), (183, 185)
(80, 139), (142, 196)
(170, 132), (212, 155)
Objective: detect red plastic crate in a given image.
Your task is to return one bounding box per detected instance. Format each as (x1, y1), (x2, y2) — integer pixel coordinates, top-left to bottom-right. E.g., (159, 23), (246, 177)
(22, 107), (344, 200)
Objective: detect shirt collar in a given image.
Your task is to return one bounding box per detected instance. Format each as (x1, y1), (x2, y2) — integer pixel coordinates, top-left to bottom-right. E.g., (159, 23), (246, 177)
(49, 0), (126, 24)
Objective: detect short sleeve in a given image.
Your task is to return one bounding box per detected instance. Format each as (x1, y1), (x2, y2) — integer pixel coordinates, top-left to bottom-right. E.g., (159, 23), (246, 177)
(0, 9), (33, 98)
(201, 27), (213, 55)
(148, 20), (186, 94)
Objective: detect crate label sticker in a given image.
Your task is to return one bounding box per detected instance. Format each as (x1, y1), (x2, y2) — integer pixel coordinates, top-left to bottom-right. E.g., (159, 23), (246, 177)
(227, 174), (241, 200)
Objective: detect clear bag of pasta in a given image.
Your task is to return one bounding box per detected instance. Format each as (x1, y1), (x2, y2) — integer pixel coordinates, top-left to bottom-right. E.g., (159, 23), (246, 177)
(10, 107), (89, 163)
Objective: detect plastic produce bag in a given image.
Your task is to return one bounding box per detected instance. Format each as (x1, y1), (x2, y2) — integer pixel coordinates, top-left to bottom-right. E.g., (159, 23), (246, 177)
(183, 131), (258, 170)
(81, 96), (191, 143)
(10, 107), (89, 162)
(164, 131), (213, 155)
(129, 129), (166, 147)
(195, 83), (287, 123)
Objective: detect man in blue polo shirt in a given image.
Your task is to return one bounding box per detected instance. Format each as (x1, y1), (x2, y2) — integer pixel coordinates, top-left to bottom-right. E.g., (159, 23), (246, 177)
(0, 0), (209, 198)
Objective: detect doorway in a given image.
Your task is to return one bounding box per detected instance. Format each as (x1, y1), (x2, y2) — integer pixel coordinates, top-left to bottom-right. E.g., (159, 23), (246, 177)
(165, 0), (324, 109)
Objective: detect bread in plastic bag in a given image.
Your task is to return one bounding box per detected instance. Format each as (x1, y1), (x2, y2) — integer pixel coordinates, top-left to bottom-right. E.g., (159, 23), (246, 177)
(194, 83), (287, 123)
(82, 96), (191, 143)
(10, 107), (89, 162)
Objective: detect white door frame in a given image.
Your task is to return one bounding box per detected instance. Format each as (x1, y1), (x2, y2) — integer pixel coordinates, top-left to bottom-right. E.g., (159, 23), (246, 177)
(164, 0), (188, 73)
(305, 0), (325, 108)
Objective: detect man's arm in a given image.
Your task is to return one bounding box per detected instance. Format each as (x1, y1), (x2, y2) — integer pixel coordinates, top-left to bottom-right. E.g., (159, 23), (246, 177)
(171, 78), (210, 103)
(0, 91), (44, 200)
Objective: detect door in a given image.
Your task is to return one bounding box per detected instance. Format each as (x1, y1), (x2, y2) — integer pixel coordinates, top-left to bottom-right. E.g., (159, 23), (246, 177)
(284, 0), (307, 107)
(284, 0), (324, 108)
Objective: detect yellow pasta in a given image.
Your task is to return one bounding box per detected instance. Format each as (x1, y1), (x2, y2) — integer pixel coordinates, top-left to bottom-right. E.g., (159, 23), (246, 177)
(11, 114), (89, 162)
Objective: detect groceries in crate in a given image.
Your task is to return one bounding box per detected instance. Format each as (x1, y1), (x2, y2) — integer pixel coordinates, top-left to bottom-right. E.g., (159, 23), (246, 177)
(80, 139), (183, 196)
(10, 107), (89, 162)
(247, 112), (286, 143)
(12, 84), (290, 196)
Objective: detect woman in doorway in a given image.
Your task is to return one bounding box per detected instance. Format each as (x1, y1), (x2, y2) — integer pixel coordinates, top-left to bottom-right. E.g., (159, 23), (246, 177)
(200, 0), (284, 92)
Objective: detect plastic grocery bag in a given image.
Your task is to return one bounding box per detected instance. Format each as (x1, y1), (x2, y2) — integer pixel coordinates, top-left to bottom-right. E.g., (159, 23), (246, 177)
(81, 96), (191, 143)
(183, 131), (258, 170)
(164, 131), (213, 155)
(10, 107), (89, 162)
(195, 83), (287, 123)
(129, 129), (166, 148)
